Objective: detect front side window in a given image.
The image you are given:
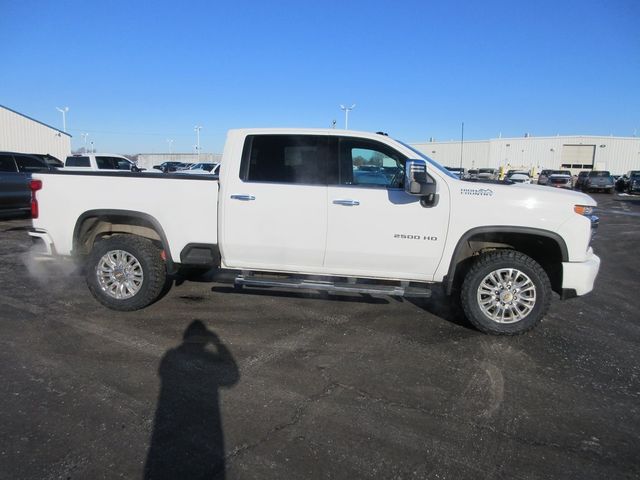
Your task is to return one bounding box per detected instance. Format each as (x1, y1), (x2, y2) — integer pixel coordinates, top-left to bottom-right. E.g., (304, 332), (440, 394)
(96, 156), (131, 170)
(338, 138), (406, 188)
(241, 135), (334, 185)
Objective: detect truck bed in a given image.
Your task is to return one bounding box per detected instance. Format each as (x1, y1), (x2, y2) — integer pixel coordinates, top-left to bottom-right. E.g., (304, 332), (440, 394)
(31, 170), (219, 263)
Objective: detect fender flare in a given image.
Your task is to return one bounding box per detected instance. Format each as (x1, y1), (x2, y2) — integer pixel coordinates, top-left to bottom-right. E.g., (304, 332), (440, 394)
(72, 209), (175, 271)
(444, 226), (569, 295)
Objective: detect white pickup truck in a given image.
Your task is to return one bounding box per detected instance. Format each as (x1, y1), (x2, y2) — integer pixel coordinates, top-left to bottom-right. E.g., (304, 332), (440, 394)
(29, 129), (601, 334)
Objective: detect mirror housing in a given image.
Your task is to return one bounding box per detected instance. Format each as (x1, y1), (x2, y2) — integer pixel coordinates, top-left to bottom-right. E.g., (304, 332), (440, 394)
(404, 159), (437, 196)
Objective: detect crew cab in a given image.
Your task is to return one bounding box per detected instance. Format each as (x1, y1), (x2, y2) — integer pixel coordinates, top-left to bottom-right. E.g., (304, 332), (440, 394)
(28, 129), (601, 335)
(65, 153), (143, 172)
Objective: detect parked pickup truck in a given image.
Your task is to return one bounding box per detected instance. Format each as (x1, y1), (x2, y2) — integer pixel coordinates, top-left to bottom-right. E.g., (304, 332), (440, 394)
(0, 151), (53, 216)
(65, 153), (143, 172)
(29, 129), (601, 334)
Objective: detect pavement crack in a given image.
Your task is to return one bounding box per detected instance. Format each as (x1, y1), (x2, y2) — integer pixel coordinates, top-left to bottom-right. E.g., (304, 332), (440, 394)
(225, 381), (340, 464)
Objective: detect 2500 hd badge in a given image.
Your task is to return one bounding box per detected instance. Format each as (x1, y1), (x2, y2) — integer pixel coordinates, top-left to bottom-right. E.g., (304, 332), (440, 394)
(394, 234), (438, 241)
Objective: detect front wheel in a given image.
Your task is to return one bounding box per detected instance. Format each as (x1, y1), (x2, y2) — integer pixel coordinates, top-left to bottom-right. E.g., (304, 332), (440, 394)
(460, 250), (552, 335)
(86, 235), (168, 311)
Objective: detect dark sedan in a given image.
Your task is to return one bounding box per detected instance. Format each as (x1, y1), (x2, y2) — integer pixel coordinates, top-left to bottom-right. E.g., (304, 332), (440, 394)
(152, 161), (188, 173)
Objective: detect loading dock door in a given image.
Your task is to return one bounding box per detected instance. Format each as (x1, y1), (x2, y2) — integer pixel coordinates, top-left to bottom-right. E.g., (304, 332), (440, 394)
(561, 145), (595, 174)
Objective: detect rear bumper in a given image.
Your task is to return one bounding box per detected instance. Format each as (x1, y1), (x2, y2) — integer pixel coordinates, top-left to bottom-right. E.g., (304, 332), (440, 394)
(561, 249), (601, 297)
(28, 229), (55, 258)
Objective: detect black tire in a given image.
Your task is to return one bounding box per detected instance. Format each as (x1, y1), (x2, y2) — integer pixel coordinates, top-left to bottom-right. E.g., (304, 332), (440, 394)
(86, 235), (167, 311)
(460, 250), (552, 335)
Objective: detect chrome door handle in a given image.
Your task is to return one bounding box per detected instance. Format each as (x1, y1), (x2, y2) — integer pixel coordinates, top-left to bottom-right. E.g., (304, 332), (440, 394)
(230, 194), (255, 201)
(333, 199), (360, 206)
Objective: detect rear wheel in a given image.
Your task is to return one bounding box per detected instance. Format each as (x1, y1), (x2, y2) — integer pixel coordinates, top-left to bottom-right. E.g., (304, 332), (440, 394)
(86, 235), (167, 311)
(460, 250), (551, 335)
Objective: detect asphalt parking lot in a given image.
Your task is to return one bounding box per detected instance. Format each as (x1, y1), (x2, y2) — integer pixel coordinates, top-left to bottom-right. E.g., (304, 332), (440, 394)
(1, 192), (639, 480)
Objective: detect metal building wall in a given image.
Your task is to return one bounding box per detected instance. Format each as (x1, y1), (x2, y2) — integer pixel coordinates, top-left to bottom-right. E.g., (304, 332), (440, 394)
(136, 153), (223, 171)
(411, 136), (640, 174)
(0, 105), (71, 162)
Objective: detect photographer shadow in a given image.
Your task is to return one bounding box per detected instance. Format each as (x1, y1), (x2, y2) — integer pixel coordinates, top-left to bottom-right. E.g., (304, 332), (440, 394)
(144, 320), (239, 480)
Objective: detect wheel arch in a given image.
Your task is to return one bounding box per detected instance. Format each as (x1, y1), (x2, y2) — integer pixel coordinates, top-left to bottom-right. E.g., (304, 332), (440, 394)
(72, 209), (175, 271)
(444, 226), (568, 296)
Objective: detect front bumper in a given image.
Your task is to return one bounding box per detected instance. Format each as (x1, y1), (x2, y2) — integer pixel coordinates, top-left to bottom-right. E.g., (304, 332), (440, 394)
(561, 248), (601, 297)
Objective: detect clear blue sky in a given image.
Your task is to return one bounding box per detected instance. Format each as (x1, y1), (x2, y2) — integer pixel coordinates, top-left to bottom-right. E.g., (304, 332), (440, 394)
(1, 0), (638, 154)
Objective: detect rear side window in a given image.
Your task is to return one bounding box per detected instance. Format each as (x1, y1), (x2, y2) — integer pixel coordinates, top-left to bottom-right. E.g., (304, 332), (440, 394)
(15, 155), (49, 172)
(66, 156), (90, 167)
(0, 154), (17, 172)
(240, 135), (334, 185)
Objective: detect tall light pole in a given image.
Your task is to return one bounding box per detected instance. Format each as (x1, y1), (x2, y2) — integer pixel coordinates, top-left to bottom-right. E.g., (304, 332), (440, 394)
(194, 126), (202, 160)
(339, 104), (356, 129)
(56, 106), (69, 132)
(81, 133), (89, 152)
(167, 139), (174, 153)
(90, 141), (94, 153)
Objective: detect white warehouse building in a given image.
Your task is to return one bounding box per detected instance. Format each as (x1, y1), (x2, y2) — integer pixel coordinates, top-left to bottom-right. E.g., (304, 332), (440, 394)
(411, 135), (640, 175)
(0, 104), (71, 162)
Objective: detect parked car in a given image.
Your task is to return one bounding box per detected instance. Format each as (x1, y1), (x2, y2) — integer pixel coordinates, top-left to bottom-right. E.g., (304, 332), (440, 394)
(616, 170), (640, 193)
(582, 171), (614, 193)
(445, 167), (465, 179)
(477, 168), (498, 180)
(574, 171), (590, 190)
(506, 172), (531, 184)
(152, 161), (187, 173)
(65, 153), (143, 172)
(176, 163), (220, 176)
(620, 171), (640, 194)
(0, 152), (52, 216)
(537, 169), (555, 185)
(467, 169), (479, 180)
(29, 128), (600, 335)
(547, 172), (573, 189)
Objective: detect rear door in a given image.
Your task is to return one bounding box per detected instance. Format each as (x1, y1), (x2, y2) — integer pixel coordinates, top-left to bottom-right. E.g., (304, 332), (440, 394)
(324, 137), (449, 280)
(221, 134), (334, 272)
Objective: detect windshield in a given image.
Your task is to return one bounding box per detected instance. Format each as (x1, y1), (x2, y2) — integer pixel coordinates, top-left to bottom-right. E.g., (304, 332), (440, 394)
(396, 140), (458, 179)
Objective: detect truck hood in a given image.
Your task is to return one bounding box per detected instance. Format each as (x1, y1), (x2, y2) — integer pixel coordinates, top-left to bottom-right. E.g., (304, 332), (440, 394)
(500, 182), (596, 206)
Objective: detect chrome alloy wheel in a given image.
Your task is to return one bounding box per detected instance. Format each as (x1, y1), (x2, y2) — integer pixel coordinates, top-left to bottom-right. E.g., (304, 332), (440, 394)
(96, 249), (144, 299)
(476, 268), (536, 323)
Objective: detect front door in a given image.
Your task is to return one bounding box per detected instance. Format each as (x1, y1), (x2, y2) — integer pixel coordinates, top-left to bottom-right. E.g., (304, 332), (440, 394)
(324, 137), (449, 281)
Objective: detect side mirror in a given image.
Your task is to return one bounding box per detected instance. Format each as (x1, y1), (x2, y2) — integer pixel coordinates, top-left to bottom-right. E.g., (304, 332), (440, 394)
(404, 159), (437, 196)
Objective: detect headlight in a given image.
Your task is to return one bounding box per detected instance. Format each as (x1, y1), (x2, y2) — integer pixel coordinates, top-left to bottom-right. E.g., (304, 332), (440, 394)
(574, 205), (594, 216)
